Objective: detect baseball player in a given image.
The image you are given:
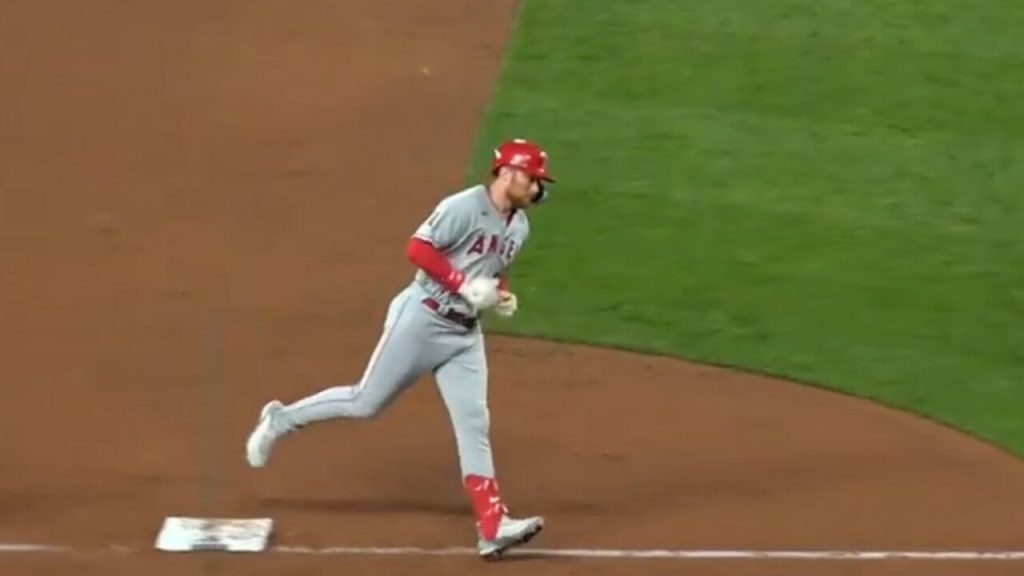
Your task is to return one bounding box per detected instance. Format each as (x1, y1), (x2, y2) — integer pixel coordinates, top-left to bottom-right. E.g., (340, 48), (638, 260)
(244, 138), (555, 559)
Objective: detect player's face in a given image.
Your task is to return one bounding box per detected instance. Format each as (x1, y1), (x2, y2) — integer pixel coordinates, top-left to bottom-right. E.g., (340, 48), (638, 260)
(507, 169), (541, 208)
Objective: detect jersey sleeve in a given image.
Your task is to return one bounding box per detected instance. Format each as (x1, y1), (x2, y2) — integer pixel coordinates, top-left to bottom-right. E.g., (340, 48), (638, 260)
(412, 196), (472, 250)
(499, 215), (530, 290)
(508, 213), (530, 261)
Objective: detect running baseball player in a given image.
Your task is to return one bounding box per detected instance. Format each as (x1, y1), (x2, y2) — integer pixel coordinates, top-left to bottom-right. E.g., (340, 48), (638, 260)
(244, 138), (555, 560)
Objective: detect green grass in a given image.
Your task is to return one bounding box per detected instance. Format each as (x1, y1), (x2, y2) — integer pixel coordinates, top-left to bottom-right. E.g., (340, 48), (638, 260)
(470, 0), (1024, 454)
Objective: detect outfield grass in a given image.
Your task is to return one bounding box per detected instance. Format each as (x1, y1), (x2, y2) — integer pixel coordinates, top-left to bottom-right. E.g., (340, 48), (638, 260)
(470, 0), (1024, 454)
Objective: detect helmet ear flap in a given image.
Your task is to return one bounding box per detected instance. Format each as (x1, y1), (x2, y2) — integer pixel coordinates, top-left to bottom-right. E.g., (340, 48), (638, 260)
(532, 181), (549, 204)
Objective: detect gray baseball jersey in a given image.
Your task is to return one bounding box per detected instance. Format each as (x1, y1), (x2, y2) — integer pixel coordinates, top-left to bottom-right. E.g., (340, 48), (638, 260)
(269, 183), (532, 481)
(412, 184), (530, 315)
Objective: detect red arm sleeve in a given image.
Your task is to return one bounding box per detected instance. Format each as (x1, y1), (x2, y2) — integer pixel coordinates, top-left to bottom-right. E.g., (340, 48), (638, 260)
(406, 237), (465, 293)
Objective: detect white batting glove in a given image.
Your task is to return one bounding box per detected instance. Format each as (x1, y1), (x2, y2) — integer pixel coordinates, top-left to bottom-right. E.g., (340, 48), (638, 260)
(494, 291), (518, 318)
(457, 277), (501, 311)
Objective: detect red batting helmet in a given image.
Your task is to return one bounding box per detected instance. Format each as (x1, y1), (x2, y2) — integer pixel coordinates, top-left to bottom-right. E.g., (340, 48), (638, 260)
(491, 138), (555, 183)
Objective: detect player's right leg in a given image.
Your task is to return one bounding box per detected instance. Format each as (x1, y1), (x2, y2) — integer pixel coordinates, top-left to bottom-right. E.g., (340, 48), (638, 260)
(433, 333), (544, 559)
(245, 287), (436, 467)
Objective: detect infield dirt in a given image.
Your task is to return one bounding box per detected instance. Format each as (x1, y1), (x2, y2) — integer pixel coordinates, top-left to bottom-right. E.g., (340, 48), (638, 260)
(2, 1), (1023, 575)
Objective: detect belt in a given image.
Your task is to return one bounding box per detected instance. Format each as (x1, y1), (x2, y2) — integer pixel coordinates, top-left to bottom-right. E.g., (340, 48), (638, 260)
(422, 297), (477, 330)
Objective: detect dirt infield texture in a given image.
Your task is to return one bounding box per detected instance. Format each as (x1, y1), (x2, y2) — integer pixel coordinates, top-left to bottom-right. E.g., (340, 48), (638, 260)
(2, 1), (1023, 575)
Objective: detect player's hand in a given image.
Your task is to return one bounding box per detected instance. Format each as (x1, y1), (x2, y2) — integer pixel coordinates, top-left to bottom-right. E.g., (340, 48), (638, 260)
(457, 277), (501, 311)
(494, 291), (517, 318)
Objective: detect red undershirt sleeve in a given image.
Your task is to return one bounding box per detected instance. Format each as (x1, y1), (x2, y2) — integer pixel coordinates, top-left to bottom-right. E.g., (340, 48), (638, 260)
(406, 237), (465, 293)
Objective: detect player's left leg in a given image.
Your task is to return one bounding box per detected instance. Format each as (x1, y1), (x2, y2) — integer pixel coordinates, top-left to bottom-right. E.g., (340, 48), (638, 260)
(245, 286), (438, 467)
(433, 332), (543, 559)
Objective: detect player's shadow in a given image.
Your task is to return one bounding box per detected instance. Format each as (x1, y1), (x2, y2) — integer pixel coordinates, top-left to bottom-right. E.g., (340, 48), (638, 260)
(259, 495), (469, 517)
(488, 550), (575, 564)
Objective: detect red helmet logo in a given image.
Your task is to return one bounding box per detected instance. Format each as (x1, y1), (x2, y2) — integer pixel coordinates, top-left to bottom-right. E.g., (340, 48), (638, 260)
(491, 138), (555, 182)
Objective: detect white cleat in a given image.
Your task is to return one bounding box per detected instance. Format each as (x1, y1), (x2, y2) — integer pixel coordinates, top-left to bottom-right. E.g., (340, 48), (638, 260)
(477, 515), (544, 560)
(245, 400), (288, 468)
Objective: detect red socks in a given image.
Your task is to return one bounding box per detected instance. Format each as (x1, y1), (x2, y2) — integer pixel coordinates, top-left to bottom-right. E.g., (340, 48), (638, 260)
(463, 474), (507, 540)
